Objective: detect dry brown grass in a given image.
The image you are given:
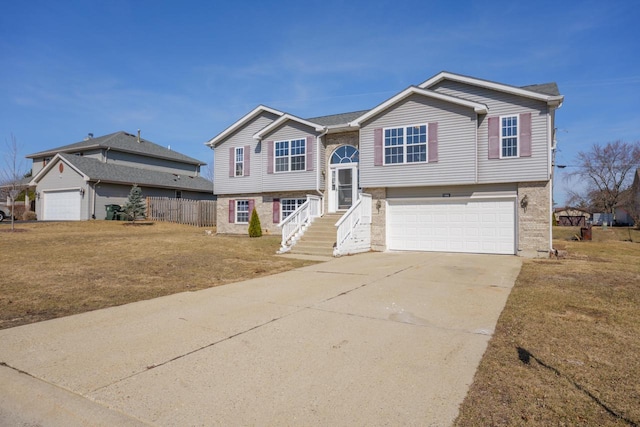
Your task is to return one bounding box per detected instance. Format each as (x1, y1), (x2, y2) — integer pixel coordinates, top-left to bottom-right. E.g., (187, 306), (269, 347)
(455, 226), (640, 426)
(0, 221), (315, 330)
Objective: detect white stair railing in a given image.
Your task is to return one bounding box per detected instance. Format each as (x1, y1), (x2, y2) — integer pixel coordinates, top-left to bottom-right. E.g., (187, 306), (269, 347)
(334, 193), (372, 256)
(278, 195), (322, 253)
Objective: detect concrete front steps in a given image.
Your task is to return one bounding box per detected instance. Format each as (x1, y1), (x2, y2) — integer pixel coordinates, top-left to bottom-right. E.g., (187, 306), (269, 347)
(289, 213), (342, 257)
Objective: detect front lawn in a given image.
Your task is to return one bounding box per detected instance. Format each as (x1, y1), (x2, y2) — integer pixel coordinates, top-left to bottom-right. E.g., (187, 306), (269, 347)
(455, 226), (640, 426)
(0, 221), (315, 329)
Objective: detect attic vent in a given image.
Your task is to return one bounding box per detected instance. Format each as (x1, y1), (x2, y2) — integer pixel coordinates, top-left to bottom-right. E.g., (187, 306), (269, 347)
(137, 129), (141, 143)
(84, 133), (94, 141)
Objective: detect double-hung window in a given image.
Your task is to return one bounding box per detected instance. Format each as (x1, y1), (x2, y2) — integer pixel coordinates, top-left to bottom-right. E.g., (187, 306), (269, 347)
(275, 139), (305, 172)
(384, 124), (427, 164)
(281, 198), (306, 219)
(236, 200), (249, 223)
(501, 115), (518, 158)
(235, 147), (244, 176)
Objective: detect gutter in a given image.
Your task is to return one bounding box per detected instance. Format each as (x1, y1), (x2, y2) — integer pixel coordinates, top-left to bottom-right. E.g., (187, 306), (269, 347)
(316, 129), (329, 214)
(92, 179), (101, 219)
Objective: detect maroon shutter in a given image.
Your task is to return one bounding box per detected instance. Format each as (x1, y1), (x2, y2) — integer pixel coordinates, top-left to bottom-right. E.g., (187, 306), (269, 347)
(273, 199), (280, 223)
(374, 128), (383, 166)
(306, 136), (314, 171)
(229, 147), (235, 177)
(267, 141), (274, 174)
(428, 122), (438, 162)
(248, 199), (255, 216)
(244, 145), (250, 176)
(519, 112), (532, 157)
(228, 200), (235, 223)
(488, 117), (500, 159)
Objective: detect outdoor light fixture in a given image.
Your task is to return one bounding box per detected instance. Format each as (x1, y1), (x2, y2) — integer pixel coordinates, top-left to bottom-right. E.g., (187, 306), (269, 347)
(443, 193), (451, 197)
(36, 191), (40, 199)
(520, 194), (529, 212)
(376, 199), (382, 213)
(79, 188), (85, 197)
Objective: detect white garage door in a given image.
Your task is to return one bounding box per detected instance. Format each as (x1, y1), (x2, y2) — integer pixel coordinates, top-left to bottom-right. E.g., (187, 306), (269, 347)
(43, 190), (82, 220)
(387, 198), (515, 255)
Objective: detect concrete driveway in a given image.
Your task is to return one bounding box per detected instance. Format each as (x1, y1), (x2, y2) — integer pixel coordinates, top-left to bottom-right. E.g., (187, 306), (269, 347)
(0, 252), (521, 426)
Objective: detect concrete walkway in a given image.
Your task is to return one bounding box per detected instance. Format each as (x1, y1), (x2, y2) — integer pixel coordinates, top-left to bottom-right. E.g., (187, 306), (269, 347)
(0, 252), (521, 426)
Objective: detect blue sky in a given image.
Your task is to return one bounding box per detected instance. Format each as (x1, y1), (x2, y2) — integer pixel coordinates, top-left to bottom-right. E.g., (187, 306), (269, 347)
(1, 0), (639, 204)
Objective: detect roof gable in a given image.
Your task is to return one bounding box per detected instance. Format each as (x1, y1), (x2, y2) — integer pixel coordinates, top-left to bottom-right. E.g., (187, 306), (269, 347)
(349, 86), (488, 127)
(419, 71), (564, 106)
(253, 114), (324, 140)
(206, 105), (284, 147)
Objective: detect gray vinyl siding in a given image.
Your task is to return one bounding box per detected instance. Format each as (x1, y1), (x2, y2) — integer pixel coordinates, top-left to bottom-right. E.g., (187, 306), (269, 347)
(386, 183), (517, 199)
(360, 94), (477, 188)
(261, 121), (321, 193)
(431, 81), (551, 183)
(213, 112), (280, 195)
(106, 150), (199, 175)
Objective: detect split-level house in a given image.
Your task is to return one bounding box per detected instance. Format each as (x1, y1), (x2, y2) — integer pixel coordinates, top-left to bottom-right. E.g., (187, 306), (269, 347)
(207, 72), (563, 258)
(28, 131), (214, 220)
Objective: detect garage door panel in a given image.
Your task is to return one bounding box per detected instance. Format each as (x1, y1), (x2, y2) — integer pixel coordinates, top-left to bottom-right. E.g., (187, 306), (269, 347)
(387, 198), (515, 255)
(43, 190), (81, 221)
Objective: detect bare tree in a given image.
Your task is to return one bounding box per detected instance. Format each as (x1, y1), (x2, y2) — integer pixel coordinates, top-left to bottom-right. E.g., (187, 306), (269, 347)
(1, 134), (28, 231)
(566, 140), (640, 217)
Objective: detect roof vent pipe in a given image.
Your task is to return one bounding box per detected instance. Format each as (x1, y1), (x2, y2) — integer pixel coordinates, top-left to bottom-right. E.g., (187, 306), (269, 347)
(137, 129), (141, 143)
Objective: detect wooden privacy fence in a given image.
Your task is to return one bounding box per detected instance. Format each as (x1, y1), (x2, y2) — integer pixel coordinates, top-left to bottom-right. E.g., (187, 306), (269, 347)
(146, 197), (217, 227)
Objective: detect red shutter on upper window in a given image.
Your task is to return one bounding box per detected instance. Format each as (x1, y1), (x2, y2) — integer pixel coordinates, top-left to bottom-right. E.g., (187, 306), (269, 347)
(228, 200), (235, 223)
(244, 145), (250, 176)
(229, 147), (235, 177)
(488, 117), (500, 159)
(374, 128), (383, 166)
(273, 199), (280, 223)
(428, 122), (438, 162)
(248, 199), (255, 216)
(306, 136), (314, 171)
(267, 141), (274, 174)
(519, 113), (532, 157)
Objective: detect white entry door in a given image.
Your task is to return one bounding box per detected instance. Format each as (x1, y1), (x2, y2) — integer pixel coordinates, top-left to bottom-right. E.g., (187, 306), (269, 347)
(387, 198), (516, 255)
(329, 165), (358, 212)
(43, 190), (82, 220)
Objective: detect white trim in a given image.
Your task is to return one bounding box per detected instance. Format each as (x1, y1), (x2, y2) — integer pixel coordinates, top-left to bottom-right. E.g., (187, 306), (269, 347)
(206, 105), (284, 147)
(273, 138), (306, 173)
(419, 71), (564, 105)
(499, 115), (519, 159)
(234, 147), (244, 177)
(29, 153), (89, 185)
(349, 86), (488, 126)
(382, 123), (429, 165)
(253, 114), (324, 140)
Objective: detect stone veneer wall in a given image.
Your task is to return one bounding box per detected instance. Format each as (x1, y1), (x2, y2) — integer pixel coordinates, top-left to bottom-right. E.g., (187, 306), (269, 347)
(364, 187), (387, 251)
(216, 191), (310, 235)
(517, 181), (552, 258)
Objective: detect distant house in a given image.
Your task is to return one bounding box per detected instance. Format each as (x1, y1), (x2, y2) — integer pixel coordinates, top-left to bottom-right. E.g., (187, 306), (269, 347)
(554, 207), (591, 226)
(28, 131), (214, 221)
(207, 71), (563, 258)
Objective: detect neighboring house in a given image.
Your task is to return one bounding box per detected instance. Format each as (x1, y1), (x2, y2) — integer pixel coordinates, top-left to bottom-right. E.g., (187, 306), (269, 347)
(28, 131), (214, 221)
(207, 71), (563, 258)
(554, 207), (591, 226)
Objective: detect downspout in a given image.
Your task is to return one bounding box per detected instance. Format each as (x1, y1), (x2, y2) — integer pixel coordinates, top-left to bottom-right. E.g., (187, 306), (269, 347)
(316, 129), (328, 216)
(92, 179), (101, 219)
(475, 115), (479, 183)
(104, 147), (111, 163)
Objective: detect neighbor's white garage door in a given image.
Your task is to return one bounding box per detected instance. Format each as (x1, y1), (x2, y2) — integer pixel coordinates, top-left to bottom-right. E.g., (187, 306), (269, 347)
(387, 198), (516, 255)
(43, 190), (82, 220)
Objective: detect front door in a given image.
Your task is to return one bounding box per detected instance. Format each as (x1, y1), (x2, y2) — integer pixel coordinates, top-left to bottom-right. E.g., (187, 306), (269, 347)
(328, 145), (359, 213)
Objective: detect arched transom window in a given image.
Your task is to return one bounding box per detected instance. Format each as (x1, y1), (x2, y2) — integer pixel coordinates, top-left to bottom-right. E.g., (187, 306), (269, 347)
(331, 145), (359, 164)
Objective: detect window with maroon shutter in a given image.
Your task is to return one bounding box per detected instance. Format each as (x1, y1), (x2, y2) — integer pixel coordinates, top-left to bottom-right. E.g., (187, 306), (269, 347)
(374, 128), (383, 166)
(273, 199), (280, 223)
(306, 136), (314, 171)
(267, 141), (274, 174)
(244, 145), (251, 176)
(488, 117), (500, 159)
(519, 113), (532, 157)
(428, 122), (438, 162)
(228, 200), (235, 223)
(229, 148), (235, 177)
